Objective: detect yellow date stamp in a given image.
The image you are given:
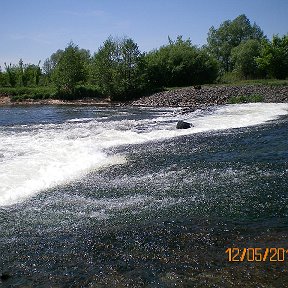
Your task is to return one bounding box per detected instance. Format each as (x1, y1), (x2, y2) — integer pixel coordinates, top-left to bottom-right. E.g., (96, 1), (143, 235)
(225, 247), (288, 262)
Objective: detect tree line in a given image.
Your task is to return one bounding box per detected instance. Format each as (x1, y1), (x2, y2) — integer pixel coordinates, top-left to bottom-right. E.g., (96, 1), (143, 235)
(0, 14), (287, 101)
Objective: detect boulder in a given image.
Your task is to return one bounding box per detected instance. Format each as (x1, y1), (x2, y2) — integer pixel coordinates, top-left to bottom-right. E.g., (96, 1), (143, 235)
(176, 120), (192, 129)
(1, 272), (11, 281)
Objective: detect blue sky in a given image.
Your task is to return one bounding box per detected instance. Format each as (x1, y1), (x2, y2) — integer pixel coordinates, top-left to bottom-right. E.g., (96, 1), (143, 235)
(1, 0), (287, 68)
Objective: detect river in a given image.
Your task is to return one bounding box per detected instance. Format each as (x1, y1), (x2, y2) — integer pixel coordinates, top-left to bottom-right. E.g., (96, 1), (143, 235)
(0, 103), (288, 287)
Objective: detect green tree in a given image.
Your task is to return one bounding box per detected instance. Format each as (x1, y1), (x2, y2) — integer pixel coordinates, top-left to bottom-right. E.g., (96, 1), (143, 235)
(91, 36), (145, 100)
(145, 36), (218, 88)
(91, 37), (119, 96)
(231, 39), (263, 79)
(119, 38), (144, 94)
(3, 60), (42, 87)
(52, 42), (87, 95)
(256, 34), (288, 79)
(4, 63), (18, 87)
(42, 49), (64, 83)
(21, 62), (42, 86)
(0, 67), (8, 87)
(207, 14), (265, 72)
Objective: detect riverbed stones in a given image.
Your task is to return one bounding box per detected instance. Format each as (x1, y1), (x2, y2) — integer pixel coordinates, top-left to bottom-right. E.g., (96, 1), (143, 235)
(131, 85), (288, 108)
(176, 120), (192, 129)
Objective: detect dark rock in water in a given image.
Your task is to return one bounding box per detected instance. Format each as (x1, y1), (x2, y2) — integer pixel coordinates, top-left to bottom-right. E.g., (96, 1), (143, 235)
(1, 272), (11, 281)
(176, 120), (192, 129)
(193, 85), (201, 90)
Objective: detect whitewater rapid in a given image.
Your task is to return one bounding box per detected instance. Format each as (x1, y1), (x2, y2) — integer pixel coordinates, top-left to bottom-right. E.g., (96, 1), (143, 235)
(0, 103), (287, 206)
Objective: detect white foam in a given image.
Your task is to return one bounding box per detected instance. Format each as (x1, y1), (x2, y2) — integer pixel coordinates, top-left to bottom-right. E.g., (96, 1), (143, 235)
(0, 128), (126, 206)
(185, 103), (288, 132)
(0, 103), (287, 206)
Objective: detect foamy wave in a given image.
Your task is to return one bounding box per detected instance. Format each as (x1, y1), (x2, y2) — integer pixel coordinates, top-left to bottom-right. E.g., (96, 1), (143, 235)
(0, 103), (287, 206)
(0, 127), (126, 206)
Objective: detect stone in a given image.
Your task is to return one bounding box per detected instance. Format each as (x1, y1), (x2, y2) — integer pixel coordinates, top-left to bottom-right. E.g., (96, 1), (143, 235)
(1, 272), (11, 281)
(176, 120), (192, 129)
(131, 85), (288, 107)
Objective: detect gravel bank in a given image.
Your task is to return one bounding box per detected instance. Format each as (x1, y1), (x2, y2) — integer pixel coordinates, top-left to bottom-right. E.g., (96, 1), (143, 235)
(131, 85), (288, 108)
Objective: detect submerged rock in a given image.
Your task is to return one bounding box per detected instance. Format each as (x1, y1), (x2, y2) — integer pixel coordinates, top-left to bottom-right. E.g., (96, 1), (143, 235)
(176, 120), (192, 129)
(1, 272), (11, 281)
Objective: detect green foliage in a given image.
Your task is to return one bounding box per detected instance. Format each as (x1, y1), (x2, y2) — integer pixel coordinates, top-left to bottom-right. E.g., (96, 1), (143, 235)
(0, 67), (9, 86)
(218, 77), (288, 87)
(22, 63), (42, 86)
(145, 36), (218, 88)
(256, 34), (288, 79)
(91, 36), (146, 100)
(42, 49), (64, 84)
(207, 14), (265, 72)
(56, 85), (102, 100)
(3, 60), (42, 87)
(219, 71), (240, 84)
(228, 94), (264, 104)
(0, 86), (56, 101)
(1, 15), (287, 102)
(52, 42), (88, 96)
(231, 39), (263, 79)
(4, 63), (18, 87)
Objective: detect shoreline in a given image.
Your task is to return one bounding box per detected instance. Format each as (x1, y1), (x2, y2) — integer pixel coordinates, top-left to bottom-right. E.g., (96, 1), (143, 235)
(1, 84), (288, 108)
(131, 84), (288, 109)
(0, 96), (113, 107)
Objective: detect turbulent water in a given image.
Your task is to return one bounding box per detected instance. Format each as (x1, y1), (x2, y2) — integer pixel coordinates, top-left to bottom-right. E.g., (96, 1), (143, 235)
(0, 103), (288, 287)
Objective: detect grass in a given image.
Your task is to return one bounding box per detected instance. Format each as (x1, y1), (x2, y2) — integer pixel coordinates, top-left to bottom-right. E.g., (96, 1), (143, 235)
(163, 79), (288, 91)
(228, 94), (264, 104)
(218, 73), (288, 87)
(0, 85), (103, 101)
(225, 79), (288, 87)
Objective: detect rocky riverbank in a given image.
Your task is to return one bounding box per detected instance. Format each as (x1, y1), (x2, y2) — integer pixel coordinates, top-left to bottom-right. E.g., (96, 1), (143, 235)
(1, 84), (288, 108)
(131, 84), (288, 108)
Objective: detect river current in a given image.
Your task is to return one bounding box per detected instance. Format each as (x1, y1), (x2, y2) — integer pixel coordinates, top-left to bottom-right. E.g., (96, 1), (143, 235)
(0, 103), (288, 287)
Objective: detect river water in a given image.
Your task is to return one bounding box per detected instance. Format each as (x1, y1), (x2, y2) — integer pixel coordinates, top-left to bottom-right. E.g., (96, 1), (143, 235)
(0, 103), (288, 287)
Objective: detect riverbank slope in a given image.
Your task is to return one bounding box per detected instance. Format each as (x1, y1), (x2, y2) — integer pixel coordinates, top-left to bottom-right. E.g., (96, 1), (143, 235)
(1, 84), (288, 107)
(131, 84), (288, 108)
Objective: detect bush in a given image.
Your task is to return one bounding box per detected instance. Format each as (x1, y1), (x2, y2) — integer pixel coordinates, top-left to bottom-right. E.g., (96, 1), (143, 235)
(0, 86), (56, 100)
(74, 85), (102, 98)
(55, 85), (102, 100)
(145, 36), (219, 88)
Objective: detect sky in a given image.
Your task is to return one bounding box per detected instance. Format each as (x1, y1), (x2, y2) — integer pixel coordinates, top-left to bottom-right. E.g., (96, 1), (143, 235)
(0, 0), (288, 68)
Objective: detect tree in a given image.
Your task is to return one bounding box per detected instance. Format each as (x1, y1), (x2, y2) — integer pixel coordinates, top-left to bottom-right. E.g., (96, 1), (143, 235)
(4, 63), (18, 87)
(91, 36), (145, 100)
(3, 59), (42, 87)
(207, 14), (265, 72)
(42, 49), (64, 82)
(19, 61), (42, 86)
(231, 39), (263, 79)
(145, 36), (218, 88)
(256, 34), (288, 79)
(52, 42), (87, 95)
(91, 37), (120, 96)
(0, 66), (8, 87)
(120, 38), (143, 93)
